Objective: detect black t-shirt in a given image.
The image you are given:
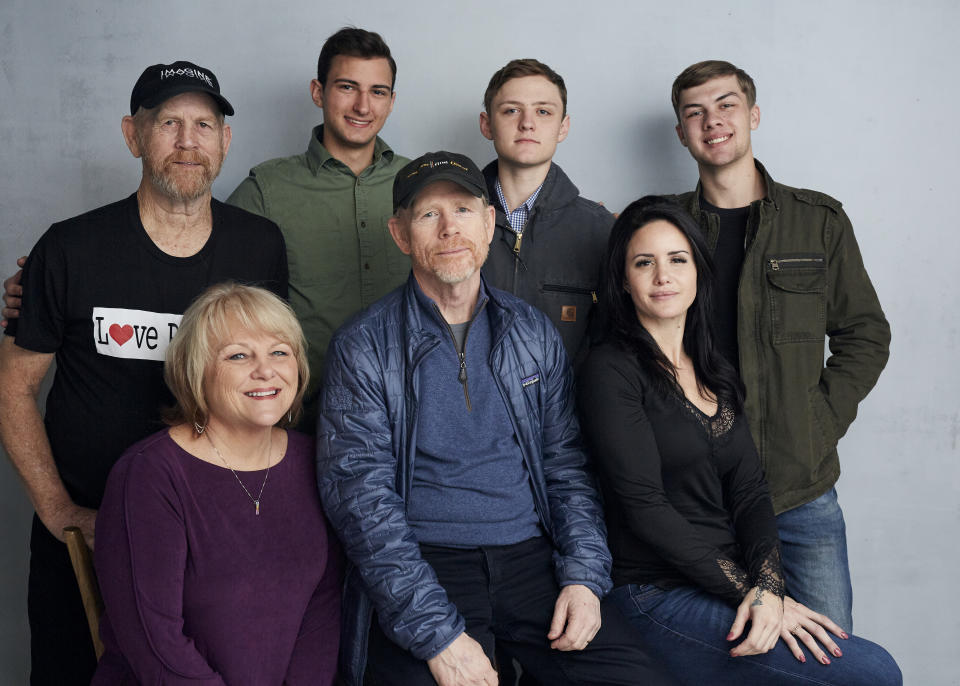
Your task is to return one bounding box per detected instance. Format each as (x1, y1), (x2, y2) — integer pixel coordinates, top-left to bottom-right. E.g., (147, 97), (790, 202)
(6, 193), (288, 507)
(699, 196), (749, 371)
(577, 343), (781, 605)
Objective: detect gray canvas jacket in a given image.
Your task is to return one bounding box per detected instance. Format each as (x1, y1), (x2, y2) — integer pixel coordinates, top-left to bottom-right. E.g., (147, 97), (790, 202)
(482, 161), (613, 365)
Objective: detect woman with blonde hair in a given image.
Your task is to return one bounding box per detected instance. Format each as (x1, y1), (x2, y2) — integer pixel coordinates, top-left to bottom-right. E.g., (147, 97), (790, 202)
(93, 282), (340, 685)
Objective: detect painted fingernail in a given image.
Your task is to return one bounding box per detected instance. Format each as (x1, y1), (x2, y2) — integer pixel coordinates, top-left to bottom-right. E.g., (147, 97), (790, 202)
(821, 656), (830, 665)
(833, 647), (842, 657)
(726, 632), (734, 641)
(799, 655), (806, 663)
(840, 632), (849, 639)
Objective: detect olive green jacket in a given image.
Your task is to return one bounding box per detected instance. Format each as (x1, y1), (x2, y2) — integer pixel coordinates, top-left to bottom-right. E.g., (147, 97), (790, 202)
(668, 160), (890, 513)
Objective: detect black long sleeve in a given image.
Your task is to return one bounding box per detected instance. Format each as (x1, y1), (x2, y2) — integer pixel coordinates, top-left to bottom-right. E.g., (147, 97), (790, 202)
(577, 343), (783, 606)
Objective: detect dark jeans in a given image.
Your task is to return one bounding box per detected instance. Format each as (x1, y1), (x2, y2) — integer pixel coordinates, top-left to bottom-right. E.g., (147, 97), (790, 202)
(364, 536), (674, 685)
(609, 583), (901, 686)
(28, 515), (97, 685)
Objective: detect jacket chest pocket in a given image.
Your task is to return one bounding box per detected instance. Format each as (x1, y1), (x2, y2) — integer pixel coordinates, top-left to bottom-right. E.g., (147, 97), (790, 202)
(542, 282), (596, 317)
(765, 254), (826, 343)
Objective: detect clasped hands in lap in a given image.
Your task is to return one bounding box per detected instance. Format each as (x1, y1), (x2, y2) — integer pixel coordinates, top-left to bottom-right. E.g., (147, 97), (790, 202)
(728, 586), (848, 664)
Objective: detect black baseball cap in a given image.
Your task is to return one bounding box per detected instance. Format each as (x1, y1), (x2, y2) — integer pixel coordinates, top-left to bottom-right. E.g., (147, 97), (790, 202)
(130, 61), (234, 116)
(393, 151), (487, 212)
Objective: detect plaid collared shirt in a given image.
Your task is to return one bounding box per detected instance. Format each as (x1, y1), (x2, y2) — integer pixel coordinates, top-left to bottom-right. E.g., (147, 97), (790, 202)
(495, 178), (543, 234)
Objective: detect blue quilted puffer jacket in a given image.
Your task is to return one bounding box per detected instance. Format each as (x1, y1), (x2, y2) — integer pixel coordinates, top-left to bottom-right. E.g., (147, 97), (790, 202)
(317, 275), (612, 686)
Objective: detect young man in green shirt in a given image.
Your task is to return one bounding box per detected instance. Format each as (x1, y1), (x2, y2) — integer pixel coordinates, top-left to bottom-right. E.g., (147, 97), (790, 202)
(228, 27), (410, 431)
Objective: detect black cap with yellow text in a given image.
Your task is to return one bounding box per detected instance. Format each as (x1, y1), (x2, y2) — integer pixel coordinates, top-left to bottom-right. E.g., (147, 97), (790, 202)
(393, 151), (487, 212)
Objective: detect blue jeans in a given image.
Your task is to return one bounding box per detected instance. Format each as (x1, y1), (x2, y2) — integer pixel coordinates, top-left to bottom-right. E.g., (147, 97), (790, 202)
(777, 487), (854, 631)
(609, 583), (901, 686)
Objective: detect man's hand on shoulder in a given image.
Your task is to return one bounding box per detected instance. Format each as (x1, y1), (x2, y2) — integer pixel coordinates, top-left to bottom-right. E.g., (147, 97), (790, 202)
(427, 631), (498, 686)
(548, 584), (601, 651)
(1, 256), (26, 328)
(595, 201), (620, 219)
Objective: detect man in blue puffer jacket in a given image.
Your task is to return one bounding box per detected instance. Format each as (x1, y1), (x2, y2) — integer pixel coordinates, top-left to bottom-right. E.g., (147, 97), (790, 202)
(317, 151), (671, 686)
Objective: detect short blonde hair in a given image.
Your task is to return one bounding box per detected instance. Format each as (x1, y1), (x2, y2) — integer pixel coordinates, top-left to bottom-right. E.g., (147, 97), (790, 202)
(164, 282), (309, 429)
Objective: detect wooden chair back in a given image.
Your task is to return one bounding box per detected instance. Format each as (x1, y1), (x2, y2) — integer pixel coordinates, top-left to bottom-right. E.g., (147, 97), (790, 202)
(63, 526), (105, 660)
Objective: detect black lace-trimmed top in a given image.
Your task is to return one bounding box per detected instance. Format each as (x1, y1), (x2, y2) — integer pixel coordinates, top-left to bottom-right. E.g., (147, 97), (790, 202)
(577, 343), (784, 605)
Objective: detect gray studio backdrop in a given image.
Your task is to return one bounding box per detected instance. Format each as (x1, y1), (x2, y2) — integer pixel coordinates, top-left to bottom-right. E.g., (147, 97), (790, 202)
(1, 0), (956, 683)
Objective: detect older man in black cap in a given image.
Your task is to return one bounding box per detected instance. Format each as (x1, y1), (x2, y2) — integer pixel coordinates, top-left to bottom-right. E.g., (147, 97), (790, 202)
(0, 60), (287, 685)
(318, 151), (672, 686)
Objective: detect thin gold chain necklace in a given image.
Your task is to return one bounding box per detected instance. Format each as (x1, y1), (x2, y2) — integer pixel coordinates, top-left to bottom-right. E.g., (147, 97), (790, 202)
(205, 430), (272, 515)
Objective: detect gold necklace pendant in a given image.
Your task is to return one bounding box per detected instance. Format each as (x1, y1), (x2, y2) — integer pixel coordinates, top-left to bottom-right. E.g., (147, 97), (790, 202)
(205, 430), (272, 515)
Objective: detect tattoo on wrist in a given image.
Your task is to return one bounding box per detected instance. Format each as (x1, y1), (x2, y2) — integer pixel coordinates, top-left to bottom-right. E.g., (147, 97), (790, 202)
(751, 588), (765, 607)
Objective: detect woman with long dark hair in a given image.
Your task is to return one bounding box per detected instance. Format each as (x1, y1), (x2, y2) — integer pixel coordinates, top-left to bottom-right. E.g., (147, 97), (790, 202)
(577, 196), (900, 685)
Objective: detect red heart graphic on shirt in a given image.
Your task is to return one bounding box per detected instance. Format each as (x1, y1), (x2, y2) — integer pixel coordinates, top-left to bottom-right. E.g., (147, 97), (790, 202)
(109, 324), (134, 346)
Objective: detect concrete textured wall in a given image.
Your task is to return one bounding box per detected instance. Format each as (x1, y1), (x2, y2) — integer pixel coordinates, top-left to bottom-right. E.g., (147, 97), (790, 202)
(1, 1), (957, 683)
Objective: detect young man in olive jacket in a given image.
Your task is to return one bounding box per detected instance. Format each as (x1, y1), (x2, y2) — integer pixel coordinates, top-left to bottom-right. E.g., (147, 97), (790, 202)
(668, 60), (890, 633)
(479, 59), (613, 365)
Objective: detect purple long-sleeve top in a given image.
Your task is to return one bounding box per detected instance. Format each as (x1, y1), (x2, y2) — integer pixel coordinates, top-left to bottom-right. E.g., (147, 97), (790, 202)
(92, 429), (340, 685)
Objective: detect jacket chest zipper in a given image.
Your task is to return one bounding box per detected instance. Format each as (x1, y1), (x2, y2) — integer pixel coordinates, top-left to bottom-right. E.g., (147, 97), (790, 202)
(457, 351), (471, 411)
(541, 284), (598, 303)
(768, 257), (825, 271)
(435, 301), (487, 412)
(507, 205), (535, 291)
(513, 231), (523, 256)
(510, 228), (523, 293)
(445, 330), (472, 412)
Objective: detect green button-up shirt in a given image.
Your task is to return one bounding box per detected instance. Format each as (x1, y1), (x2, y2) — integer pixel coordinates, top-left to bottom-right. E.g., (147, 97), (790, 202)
(228, 125), (410, 428)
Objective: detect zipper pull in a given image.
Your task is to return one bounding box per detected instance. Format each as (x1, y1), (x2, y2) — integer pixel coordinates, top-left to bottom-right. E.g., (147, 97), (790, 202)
(769, 259), (780, 271)
(513, 231), (523, 255)
(458, 353), (471, 411)
(591, 291), (598, 304)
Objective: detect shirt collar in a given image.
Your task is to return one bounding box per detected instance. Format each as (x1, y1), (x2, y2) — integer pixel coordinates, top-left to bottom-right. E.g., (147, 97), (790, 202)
(495, 177), (542, 213)
(306, 124), (395, 175)
(495, 178), (543, 233)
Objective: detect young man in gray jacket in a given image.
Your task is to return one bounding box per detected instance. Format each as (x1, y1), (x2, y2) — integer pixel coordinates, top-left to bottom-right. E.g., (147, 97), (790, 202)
(479, 59), (613, 365)
(668, 60), (890, 633)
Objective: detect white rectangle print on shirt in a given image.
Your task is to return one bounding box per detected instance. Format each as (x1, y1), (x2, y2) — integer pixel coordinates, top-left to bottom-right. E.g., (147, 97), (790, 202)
(92, 307), (183, 361)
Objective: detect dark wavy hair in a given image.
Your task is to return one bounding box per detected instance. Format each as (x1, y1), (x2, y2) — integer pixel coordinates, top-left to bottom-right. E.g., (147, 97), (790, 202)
(598, 195), (743, 410)
(317, 27), (397, 89)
